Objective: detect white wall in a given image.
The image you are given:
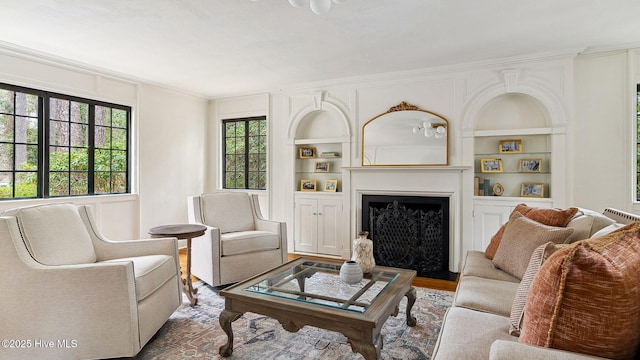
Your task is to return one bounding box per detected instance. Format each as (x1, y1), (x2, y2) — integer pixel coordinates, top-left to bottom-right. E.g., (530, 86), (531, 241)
(573, 50), (636, 213)
(137, 85), (207, 237)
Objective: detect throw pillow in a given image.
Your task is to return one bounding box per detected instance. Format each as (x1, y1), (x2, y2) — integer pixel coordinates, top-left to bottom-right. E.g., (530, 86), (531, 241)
(508, 241), (559, 336)
(492, 212), (574, 279)
(484, 204), (578, 259)
(519, 221), (640, 360)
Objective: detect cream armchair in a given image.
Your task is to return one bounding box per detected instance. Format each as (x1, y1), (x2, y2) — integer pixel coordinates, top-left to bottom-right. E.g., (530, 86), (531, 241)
(0, 203), (182, 360)
(187, 192), (287, 287)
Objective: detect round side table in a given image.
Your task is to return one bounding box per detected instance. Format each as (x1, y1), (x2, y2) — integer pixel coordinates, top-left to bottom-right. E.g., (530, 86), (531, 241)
(149, 224), (206, 306)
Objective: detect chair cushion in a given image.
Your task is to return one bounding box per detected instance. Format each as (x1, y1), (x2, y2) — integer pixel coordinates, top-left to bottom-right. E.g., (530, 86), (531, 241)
(484, 204), (577, 259)
(221, 231), (280, 256)
(200, 193), (255, 233)
(519, 221), (640, 359)
(10, 203), (97, 265)
(492, 212), (574, 279)
(103, 254), (177, 301)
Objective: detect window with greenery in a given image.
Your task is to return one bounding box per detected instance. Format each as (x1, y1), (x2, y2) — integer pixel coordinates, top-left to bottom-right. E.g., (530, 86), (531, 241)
(0, 83), (130, 200)
(223, 116), (267, 190)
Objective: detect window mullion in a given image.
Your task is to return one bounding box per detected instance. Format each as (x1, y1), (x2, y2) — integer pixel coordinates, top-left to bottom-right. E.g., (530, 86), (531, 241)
(42, 94), (50, 197)
(88, 105), (95, 194)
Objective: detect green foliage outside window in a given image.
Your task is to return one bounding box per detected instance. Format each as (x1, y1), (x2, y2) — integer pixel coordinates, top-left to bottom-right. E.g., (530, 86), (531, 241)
(223, 117), (267, 190)
(0, 84), (129, 199)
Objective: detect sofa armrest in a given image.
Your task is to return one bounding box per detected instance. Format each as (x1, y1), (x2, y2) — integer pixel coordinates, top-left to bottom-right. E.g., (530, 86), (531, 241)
(490, 340), (609, 360)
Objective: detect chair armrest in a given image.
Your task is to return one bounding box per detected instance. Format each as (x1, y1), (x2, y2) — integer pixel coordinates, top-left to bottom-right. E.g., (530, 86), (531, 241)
(490, 340), (609, 360)
(255, 217), (285, 233)
(76, 205), (179, 261)
(94, 237), (179, 261)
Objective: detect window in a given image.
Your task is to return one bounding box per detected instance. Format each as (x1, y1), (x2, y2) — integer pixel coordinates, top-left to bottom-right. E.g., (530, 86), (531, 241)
(222, 116), (267, 190)
(0, 83), (130, 199)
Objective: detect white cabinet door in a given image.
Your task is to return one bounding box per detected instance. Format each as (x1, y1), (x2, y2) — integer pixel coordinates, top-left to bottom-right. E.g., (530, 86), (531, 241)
(294, 198), (317, 253)
(294, 197), (344, 256)
(472, 204), (511, 251)
(317, 199), (343, 256)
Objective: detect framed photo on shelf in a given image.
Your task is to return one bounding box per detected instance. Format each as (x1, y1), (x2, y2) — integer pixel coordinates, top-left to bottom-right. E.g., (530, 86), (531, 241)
(521, 183), (544, 198)
(300, 179), (317, 192)
(492, 183), (504, 196)
(314, 162), (330, 173)
(519, 158), (542, 173)
(324, 179), (338, 192)
(499, 139), (523, 154)
(299, 147), (316, 159)
(480, 158), (503, 173)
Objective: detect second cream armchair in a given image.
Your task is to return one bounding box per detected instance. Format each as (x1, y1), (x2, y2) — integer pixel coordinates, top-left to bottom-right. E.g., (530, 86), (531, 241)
(187, 192), (287, 287)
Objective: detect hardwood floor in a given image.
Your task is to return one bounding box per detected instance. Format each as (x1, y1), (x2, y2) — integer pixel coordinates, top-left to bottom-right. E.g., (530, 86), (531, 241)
(178, 249), (458, 292)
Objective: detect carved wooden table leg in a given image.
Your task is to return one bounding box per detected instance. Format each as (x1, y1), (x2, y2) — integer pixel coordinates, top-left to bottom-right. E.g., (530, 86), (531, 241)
(219, 310), (243, 357)
(182, 237), (199, 306)
(349, 335), (382, 360)
(405, 286), (417, 326)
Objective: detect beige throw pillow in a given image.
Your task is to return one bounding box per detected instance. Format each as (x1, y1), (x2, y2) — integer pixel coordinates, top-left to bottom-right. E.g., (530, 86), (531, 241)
(492, 212), (574, 279)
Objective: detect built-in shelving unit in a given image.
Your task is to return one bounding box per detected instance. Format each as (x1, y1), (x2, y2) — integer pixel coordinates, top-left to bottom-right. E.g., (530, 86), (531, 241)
(474, 132), (551, 198)
(294, 138), (343, 193)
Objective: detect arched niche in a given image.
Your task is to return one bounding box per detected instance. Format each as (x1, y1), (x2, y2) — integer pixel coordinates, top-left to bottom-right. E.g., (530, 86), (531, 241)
(475, 93), (549, 131)
(287, 96), (351, 141)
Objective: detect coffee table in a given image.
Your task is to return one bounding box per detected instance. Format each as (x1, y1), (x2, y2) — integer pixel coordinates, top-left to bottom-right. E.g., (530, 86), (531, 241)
(219, 257), (417, 360)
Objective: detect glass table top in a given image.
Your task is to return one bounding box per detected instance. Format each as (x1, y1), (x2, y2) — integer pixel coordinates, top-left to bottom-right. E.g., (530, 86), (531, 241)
(243, 260), (399, 313)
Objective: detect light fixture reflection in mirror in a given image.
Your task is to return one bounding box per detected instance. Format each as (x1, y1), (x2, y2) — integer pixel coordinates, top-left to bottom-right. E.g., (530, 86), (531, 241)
(362, 101), (449, 166)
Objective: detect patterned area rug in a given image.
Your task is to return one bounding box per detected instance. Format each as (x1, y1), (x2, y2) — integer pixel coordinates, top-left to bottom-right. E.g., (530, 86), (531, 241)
(130, 282), (453, 359)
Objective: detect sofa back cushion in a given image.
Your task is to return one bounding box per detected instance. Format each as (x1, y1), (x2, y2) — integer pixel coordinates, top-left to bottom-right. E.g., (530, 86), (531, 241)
(519, 221), (640, 359)
(9, 203), (96, 265)
(485, 204), (578, 259)
(564, 208), (615, 243)
(200, 192), (255, 233)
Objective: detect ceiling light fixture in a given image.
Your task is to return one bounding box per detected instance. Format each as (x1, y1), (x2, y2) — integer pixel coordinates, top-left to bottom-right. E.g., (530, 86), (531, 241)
(288, 0), (348, 15)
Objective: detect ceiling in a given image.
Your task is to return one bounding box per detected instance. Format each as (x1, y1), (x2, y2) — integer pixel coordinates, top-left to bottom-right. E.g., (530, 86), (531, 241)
(2, 0), (640, 98)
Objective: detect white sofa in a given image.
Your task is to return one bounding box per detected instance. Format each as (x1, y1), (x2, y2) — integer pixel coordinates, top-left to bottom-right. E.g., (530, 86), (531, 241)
(0, 203), (182, 360)
(432, 207), (640, 360)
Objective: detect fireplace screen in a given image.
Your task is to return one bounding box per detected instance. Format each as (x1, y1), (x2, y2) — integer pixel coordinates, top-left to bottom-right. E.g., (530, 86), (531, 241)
(362, 195), (453, 280)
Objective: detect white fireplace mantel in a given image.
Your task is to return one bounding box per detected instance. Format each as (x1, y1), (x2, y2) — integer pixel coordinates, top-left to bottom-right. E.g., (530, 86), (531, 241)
(344, 165), (472, 273)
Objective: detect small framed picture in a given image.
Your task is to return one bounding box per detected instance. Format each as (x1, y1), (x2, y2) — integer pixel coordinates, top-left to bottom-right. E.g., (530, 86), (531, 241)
(480, 158), (503, 173)
(324, 179), (338, 192)
(499, 139), (523, 154)
(521, 183), (544, 198)
(300, 179), (317, 192)
(299, 147), (316, 159)
(314, 162), (330, 173)
(519, 158), (542, 173)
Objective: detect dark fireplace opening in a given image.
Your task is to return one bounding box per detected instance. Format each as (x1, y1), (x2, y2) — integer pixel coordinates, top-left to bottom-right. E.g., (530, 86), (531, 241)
(362, 194), (457, 281)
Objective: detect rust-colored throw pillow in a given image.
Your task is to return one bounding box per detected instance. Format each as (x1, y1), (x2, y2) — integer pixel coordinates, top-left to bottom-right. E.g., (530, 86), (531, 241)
(519, 221), (640, 360)
(484, 204), (578, 259)
(492, 213), (573, 279)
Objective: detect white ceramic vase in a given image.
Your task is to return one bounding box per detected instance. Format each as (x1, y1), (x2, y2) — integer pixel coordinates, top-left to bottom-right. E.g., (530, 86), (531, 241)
(340, 260), (363, 284)
(352, 231), (376, 274)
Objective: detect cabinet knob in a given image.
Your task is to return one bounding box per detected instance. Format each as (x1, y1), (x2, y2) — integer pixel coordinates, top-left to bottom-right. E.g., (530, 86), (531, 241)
(318, 212), (322, 215)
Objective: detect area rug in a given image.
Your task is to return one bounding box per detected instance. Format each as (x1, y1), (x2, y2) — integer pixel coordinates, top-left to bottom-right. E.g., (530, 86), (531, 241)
(130, 282), (453, 359)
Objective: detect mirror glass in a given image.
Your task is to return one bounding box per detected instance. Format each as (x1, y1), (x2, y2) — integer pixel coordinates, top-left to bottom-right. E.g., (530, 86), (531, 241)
(362, 101), (449, 166)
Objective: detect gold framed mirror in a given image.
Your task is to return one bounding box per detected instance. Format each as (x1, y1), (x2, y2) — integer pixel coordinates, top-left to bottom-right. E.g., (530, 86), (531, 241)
(361, 101), (449, 166)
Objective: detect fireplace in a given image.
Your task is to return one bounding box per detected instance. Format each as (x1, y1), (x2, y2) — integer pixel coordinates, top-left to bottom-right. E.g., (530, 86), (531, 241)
(361, 194), (456, 281)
